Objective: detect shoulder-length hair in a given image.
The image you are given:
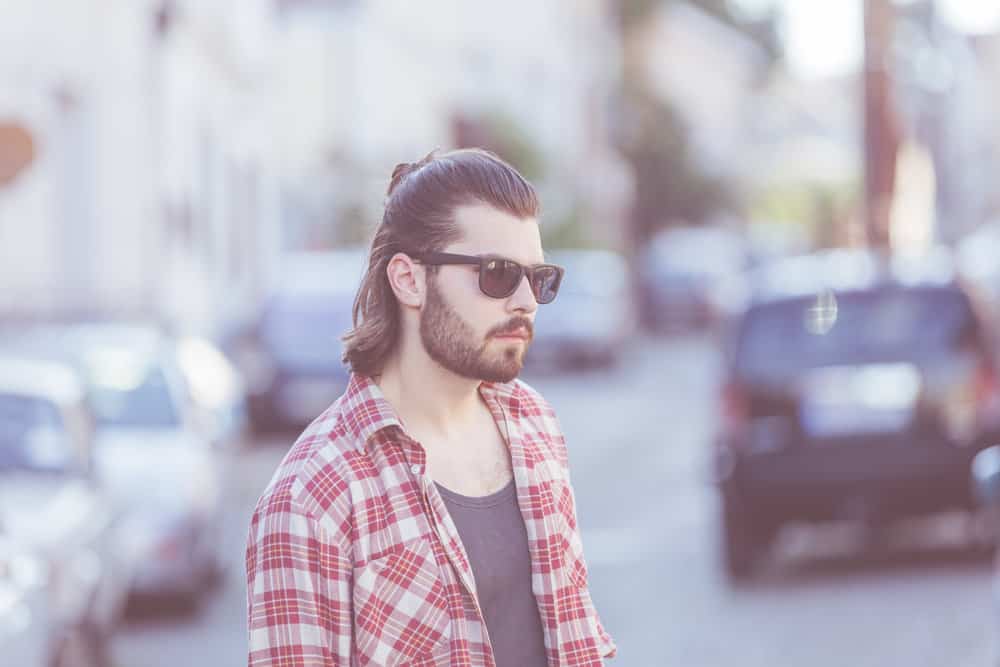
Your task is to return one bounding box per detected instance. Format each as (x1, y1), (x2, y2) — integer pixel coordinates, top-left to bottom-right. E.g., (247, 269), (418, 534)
(341, 148), (539, 377)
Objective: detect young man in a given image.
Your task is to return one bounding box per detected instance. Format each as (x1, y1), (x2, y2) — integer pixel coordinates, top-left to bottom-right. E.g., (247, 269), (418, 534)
(246, 149), (616, 666)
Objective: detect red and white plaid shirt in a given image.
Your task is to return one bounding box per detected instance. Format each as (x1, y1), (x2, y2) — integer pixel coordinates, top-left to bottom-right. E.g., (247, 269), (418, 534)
(246, 373), (616, 666)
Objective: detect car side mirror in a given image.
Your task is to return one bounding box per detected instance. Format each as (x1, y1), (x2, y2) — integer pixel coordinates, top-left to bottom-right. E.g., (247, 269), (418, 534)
(972, 446), (1000, 505)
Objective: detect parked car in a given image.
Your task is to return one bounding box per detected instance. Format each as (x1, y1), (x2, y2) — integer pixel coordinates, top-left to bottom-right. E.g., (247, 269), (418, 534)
(638, 226), (748, 334)
(3, 324), (228, 607)
(971, 444), (1000, 657)
(0, 357), (126, 666)
(175, 333), (249, 450)
(714, 249), (1000, 581)
(225, 249), (363, 431)
(525, 249), (636, 372)
(0, 526), (51, 667)
(956, 219), (1000, 307)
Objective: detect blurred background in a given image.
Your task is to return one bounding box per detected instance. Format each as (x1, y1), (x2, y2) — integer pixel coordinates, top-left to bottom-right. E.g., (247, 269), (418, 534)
(4, 0), (1000, 665)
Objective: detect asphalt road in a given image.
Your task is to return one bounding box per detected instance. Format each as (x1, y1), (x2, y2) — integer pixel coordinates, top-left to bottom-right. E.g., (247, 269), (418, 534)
(111, 334), (998, 667)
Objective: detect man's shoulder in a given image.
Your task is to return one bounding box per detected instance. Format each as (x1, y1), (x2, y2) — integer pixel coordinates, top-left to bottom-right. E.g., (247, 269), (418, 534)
(252, 402), (372, 540)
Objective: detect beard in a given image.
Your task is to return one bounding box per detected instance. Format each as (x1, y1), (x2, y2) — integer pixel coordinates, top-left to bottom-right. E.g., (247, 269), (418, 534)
(419, 278), (533, 383)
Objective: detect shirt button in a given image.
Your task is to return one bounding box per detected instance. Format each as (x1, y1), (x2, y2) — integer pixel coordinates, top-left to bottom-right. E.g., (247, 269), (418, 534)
(410, 464), (421, 475)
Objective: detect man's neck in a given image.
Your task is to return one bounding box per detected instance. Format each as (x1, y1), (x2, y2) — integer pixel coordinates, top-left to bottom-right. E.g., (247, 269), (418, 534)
(375, 349), (487, 442)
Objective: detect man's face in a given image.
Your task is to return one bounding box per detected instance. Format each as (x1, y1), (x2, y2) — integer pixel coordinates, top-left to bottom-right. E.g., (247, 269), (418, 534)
(418, 203), (543, 383)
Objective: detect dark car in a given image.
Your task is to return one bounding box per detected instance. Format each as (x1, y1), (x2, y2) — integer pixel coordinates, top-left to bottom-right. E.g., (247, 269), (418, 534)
(227, 250), (363, 432)
(714, 250), (1000, 581)
(971, 444), (1000, 655)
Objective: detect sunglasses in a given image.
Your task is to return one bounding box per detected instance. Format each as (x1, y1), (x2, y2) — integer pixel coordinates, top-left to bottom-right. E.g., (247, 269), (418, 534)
(410, 252), (565, 304)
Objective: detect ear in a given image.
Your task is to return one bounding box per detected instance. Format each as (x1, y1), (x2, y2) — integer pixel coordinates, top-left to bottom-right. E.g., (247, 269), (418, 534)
(386, 252), (425, 308)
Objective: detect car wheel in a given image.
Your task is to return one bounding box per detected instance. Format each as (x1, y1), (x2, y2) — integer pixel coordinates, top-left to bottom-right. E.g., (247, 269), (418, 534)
(721, 491), (766, 583)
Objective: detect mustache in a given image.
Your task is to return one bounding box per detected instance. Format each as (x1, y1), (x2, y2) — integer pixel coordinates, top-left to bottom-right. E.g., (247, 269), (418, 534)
(490, 318), (534, 338)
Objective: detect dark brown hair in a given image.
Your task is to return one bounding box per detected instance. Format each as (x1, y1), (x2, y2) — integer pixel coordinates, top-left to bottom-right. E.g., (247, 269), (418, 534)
(341, 148), (540, 377)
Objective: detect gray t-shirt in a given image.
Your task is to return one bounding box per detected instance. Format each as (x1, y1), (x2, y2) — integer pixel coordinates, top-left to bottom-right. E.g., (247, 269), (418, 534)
(435, 479), (549, 667)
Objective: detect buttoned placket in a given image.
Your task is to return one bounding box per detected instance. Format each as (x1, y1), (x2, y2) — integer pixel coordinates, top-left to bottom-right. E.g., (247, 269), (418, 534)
(482, 391), (568, 665)
(401, 432), (498, 667)
(487, 395), (566, 664)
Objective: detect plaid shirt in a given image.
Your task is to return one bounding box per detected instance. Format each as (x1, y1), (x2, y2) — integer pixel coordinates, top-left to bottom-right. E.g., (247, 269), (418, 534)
(246, 373), (616, 666)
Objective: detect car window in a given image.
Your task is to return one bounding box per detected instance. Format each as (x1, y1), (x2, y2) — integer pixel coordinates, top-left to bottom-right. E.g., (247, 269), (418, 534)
(735, 287), (978, 381)
(0, 393), (75, 472)
(85, 360), (182, 428)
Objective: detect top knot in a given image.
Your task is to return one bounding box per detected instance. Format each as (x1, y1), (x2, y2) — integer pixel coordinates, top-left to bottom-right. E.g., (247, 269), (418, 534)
(386, 150), (438, 197)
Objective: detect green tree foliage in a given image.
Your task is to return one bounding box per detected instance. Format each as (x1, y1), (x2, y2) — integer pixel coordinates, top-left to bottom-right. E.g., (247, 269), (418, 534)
(614, 0), (781, 243)
(749, 180), (860, 249)
(617, 83), (731, 242)
(453, 111), (546, 183)
(455, 111), (600, 249)
(620, 0), (780, 61)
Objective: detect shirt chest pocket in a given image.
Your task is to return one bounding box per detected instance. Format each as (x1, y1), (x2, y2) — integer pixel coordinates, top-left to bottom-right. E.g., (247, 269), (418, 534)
(352, 538), (452, 666)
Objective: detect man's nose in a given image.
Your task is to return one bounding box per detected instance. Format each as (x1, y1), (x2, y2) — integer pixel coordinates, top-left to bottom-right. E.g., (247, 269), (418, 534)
(509, 274), (539, 314)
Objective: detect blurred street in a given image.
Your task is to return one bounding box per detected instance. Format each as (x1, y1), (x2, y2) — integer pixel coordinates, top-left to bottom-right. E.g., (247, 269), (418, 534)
(113, 334), (995, 667)
(7, 1), (1000, 665)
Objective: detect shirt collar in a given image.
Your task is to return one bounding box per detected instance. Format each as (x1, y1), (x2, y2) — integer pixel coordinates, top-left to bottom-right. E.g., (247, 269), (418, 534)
(339, 373), (522, 453)
(338, 373), (405, 452)
(476, 379), (511, 401)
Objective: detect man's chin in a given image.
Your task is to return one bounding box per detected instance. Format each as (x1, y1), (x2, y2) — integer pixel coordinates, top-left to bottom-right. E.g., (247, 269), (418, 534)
(442, 358), (521, 384)
(479, 361), (523, 384)
(482, 372), (520, 384)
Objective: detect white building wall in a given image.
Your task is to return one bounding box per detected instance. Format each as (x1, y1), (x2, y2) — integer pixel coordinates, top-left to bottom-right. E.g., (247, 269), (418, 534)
(271, 0), (625, 245)
(0, 0), (281, 335)
(2, 1), (625, 322)
(0, 0), (157, 316)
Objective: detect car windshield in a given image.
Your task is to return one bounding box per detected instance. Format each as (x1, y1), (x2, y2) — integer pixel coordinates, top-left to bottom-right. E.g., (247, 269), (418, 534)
(0, 393), (75, 473)
(735, 287), (977, 381)
(85, 359), (182, 428)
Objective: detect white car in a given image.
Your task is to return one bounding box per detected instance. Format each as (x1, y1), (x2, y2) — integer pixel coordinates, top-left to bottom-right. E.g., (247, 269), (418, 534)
(0, 357), (126, 667)
(639, 226), (749, 333)
(6, 324), (229, 607)
(0, 535), (48, 667)
(526, 249), (636, 371)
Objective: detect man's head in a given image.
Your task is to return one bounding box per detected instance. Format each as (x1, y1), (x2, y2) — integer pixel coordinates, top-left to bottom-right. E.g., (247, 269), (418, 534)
(343, 149), (558, 382)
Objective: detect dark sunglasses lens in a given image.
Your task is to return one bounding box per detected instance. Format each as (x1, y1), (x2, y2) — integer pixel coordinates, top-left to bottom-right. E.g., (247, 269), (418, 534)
(531, 266), (561, 304)
(480, 259), (523, 298)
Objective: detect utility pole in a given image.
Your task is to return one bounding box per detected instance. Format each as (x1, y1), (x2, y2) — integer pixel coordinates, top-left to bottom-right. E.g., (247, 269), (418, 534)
(0, 122), (35, 187)
(863, 0), (900, 250)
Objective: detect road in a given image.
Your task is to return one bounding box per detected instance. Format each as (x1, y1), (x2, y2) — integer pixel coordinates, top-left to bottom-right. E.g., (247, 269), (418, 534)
(112, 335), (997, 667)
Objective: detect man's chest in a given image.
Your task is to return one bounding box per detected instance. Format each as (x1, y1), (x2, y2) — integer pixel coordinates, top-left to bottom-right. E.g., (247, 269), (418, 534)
(342, 432), (608, 665)
(422, 422), (514, 497)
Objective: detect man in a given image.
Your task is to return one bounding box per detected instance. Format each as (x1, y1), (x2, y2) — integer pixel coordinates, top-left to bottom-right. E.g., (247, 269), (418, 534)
(246, 148), (616, 666)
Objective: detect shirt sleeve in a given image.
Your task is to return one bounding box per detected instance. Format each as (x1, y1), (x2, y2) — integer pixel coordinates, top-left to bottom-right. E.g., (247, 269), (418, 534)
(565, 481), (618, 661)
(545, 399), (618, 660)
(246, 491), (353, 666)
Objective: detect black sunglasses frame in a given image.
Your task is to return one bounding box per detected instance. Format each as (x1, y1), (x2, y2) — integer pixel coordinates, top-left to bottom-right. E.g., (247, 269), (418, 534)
(409, 252), (565, 304)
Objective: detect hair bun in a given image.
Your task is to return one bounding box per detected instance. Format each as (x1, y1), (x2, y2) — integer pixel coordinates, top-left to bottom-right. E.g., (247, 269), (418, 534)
(387, 162), (416, 196)
(386, 150), (438, 197)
